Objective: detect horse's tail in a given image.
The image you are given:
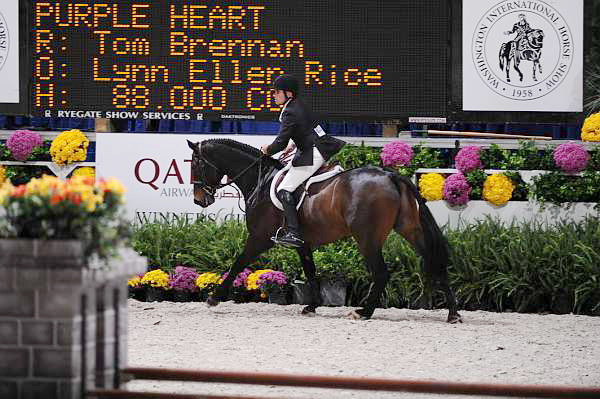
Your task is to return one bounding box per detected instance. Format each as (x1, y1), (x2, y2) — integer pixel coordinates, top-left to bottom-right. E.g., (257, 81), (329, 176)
(387, 171), (450, 285)
(499, 43), (507, 70)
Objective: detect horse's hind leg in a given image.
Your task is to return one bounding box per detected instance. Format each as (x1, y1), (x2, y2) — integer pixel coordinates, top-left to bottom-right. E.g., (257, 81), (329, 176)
(399, 226), (461, 324)
(349, 240), (389, 320)
(296, 246), (321, 315)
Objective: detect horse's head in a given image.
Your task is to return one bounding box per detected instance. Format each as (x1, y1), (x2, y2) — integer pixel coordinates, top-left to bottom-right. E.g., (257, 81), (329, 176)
(528, 29), (544, 48)
(187, 140), (225, 207)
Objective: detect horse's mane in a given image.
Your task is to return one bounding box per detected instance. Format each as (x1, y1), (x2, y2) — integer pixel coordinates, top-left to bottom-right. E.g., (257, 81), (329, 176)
(203, 139), (284, 170)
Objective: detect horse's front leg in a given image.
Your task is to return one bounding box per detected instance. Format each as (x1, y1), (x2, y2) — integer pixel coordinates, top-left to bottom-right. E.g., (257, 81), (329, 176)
(296, 245), (321, 315)
(207, 236), (274, 306)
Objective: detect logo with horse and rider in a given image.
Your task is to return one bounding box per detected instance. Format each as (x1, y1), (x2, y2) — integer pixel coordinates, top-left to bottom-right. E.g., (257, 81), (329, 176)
(471, 0), (573, 101)
(0, 11), (9, 72)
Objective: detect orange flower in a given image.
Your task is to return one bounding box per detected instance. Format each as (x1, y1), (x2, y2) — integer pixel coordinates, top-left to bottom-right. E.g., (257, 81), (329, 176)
(68, 193), (82, 205)
(12, 185), (26, 198)
(50, 194), (64, 205)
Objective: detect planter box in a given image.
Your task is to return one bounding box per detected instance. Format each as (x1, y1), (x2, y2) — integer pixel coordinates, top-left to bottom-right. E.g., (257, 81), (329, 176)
(427, 200), (598, 229)
(0, 239), (146, 399)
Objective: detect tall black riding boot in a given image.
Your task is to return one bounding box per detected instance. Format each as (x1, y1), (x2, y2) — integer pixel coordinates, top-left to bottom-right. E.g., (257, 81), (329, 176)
(273, 190), (304, 248)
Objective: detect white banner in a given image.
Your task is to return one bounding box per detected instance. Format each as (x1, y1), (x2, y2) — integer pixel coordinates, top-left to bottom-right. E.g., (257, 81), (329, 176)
(0, 1), (19, 103)
(96, 133), (274, 224)
(463, 0), (583, 112)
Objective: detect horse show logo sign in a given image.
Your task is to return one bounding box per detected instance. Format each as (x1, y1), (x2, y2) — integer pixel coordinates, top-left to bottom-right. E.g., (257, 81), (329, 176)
(0, 1), (19, 104)
(0, 11), (9, 72)
(463, 0), (582, 112)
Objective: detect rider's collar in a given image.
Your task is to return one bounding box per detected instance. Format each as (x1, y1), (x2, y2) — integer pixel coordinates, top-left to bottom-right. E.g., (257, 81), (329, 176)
(279, 98), (293, 122)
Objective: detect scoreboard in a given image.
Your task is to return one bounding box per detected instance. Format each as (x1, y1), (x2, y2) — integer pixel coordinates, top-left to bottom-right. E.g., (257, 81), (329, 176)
(30, 1), (450, 121)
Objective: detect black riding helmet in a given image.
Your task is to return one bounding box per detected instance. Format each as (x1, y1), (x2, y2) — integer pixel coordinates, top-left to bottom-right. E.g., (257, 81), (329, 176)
(272, 74), (299, 96)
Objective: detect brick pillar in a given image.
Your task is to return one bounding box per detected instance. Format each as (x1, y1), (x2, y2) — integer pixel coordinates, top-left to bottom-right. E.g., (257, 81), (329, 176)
(0, 240), (146, 399)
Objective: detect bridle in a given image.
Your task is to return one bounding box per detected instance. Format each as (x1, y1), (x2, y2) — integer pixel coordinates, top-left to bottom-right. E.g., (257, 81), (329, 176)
(191, 150), (265, 200)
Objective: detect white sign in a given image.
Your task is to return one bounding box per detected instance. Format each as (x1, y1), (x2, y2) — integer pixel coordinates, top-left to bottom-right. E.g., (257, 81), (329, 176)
(0, 1), (19, 103)
(463, 0), (583, 112)
(96, 134), (273, 224)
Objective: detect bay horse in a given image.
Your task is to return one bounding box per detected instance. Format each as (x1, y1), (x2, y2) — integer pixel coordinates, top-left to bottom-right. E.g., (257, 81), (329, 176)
(499, 29), (545, 82)
(187, 139), (461, 323)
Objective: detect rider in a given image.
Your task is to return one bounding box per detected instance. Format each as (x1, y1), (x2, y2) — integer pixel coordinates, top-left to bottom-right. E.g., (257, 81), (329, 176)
(504, 13), (532, 49)
(260, 74), (345, 248)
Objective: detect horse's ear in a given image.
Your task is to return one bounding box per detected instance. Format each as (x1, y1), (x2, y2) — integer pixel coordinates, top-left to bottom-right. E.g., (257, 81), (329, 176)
(187, 140), (198, 151)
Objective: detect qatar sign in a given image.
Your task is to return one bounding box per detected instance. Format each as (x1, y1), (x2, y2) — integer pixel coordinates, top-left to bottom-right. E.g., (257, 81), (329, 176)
(96, 133), (270, 224)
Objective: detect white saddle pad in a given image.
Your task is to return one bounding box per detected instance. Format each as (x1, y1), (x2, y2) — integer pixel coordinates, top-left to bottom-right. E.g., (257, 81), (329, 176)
(269, 163), (345, 211)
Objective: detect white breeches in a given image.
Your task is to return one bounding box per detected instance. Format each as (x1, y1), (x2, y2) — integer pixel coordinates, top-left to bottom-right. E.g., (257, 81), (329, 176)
(278, 147), (325, 193)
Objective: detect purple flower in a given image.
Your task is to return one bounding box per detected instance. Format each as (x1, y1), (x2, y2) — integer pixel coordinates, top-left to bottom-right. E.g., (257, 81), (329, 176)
(381, 141), (414, 167)
(221, 267), (253, 288)
(455, 146), (483, 173)
(553, 143), (589, 173)
(6, 130), (43, 161)
(169, 266), (199, 293)
(443, 173), (471, 206)
(258, 271), (288, 286)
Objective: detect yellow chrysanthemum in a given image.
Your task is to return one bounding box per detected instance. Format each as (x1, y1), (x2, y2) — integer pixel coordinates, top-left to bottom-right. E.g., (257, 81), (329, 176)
(0, 181), (14, 206)
(246, 269), (273, 290)
(141, 269), (170, 288)
(101, 177), (126, 196)
(482, 174), (514, 206)
(72, 167), (95, 179)
(50, 129), (89, 165)
(581, 113), (600, 142)
(128, 275), (142, 288)
(418, 173), (445, 201)
(195, 272), (221, 289)
(0, 165), (6, 185)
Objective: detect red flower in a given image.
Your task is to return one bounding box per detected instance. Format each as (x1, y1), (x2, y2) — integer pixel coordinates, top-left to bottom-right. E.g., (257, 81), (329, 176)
(12, 185), (26, 198)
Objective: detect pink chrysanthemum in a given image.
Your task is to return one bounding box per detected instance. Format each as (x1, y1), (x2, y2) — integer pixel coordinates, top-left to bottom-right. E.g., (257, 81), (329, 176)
(553, 142), (589, 173)
(454, 146), (483, 173)
(6, 130), (43, 161)
(380, 141), (414, 167)
(443, 173), (471, 206)
(169, 266), (199, 293)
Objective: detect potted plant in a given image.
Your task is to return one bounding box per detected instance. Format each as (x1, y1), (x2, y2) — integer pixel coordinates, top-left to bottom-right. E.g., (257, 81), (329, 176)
(258, 271), (290, 305)
(195, 272), (222, 301)
(169, 266), (199, 302)
(246, 269), (274, 302)
(313, 240), (358, 306)
(127, 274), (145, 301)
(141, 269), (170, 301)
(221, 268), (253, 303)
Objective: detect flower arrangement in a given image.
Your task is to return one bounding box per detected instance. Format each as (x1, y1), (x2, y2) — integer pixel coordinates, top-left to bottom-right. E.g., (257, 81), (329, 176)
(128, 275), (143, 288)
(6, 130), (43, 161)
(418, 173), (445, 201)
(482, 174), (515, 206)
(169, 266), (199, 293)
(258, 271), (288, 294)
(72, 166), (95, 179)
(195, 272), (221, 290)
(0, 175), (127, 256)
(553, 142), (590, 173)
(443, 173), (471, 206)
(455, 146), (483, 173)
(246, 269), (273, 291)
(141, 269), (170, 288)
(380, 141), (414, 167)
(581, 112), (600, 142)
(50, 129), (89, 165)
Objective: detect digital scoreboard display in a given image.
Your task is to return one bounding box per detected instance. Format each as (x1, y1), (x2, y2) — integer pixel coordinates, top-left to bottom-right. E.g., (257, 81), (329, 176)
(31, 1), (449, 121)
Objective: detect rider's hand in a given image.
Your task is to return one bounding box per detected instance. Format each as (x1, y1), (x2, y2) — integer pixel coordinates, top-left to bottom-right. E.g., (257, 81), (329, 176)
(260, 145), (269, 155)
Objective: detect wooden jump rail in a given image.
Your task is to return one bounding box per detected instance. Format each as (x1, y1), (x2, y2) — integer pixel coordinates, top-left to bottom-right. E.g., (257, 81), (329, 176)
(86, 367), (600, 399)
(413, 129), (554, 140)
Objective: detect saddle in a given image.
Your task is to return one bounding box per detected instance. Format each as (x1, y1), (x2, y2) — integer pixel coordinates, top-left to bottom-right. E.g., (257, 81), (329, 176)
(269, 162), (344, 211)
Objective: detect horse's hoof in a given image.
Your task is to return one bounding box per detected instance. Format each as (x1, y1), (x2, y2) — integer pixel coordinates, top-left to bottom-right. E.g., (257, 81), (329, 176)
(347, 310), (370, 320)
(206, 297), (220, 307)
(447, 314), (463, 324)
(301, 306), (316, 316)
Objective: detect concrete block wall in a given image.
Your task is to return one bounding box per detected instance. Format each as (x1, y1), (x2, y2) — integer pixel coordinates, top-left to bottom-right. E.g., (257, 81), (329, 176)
(0, 241), (146, 399)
